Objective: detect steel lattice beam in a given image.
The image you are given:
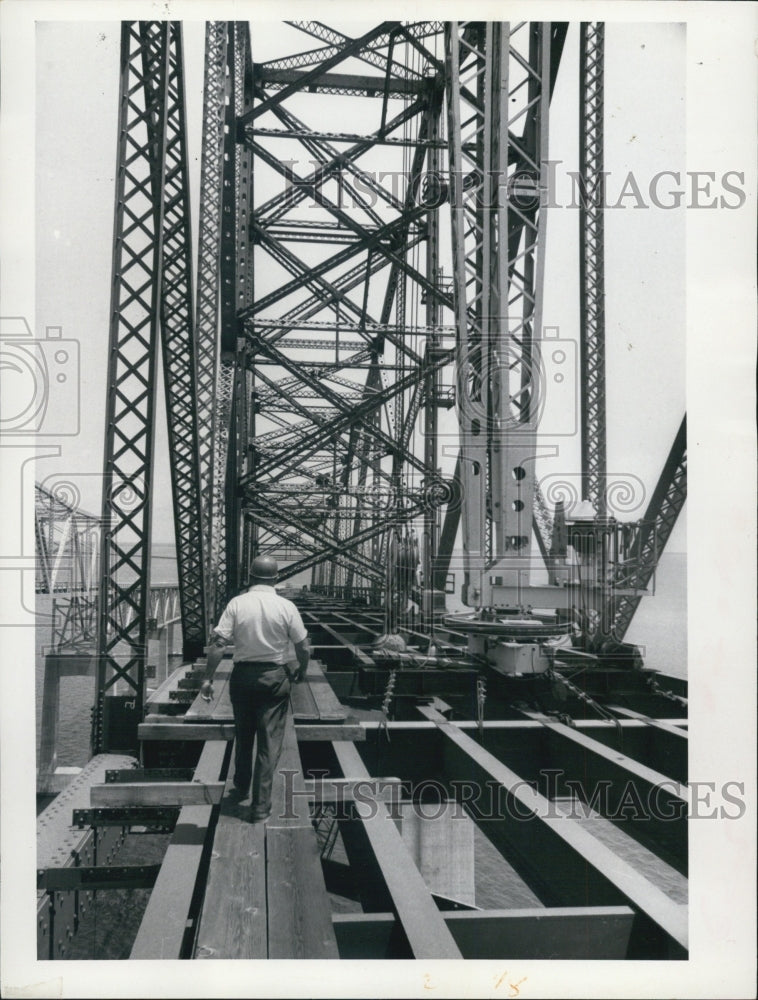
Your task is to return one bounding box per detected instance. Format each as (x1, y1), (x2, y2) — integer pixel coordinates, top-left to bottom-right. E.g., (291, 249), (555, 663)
(239, 22), (400, 124)
(95, 21), (206, 752)
(156, 23), (207, 657)
(579, 22), (607, 513)
(228, 28), (453, 598)
(95, 22), (169, 753)
(195, 22), (227, 627)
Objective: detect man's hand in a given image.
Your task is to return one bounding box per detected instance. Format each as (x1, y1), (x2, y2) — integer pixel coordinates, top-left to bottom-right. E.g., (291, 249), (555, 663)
(200, 679), (214, 702)
(293, 637), (310, 682)
(286, 661), (305, 684)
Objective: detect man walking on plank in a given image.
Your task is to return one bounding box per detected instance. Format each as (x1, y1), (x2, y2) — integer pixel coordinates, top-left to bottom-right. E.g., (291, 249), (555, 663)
(201, 556), (310, 822)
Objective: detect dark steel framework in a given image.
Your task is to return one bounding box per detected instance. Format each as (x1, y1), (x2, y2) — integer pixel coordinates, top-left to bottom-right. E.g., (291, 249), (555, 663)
(94, 19), (687, 752)
(233, 22), (457, 616)
(94, 22), (206, 752)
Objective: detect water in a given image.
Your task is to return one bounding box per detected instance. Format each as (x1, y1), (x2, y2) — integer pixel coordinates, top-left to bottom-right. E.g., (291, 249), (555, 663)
(35, 543), (181, 769)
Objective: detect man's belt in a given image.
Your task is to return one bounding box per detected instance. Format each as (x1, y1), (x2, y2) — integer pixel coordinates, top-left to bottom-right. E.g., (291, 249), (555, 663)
(233, 659), (282, 669)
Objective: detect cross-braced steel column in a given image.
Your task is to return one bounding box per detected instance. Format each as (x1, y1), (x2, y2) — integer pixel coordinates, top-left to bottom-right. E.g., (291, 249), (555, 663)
(157, 23), (207, 658)
(94, 22), (169, 753)
(579, 22), (607, 514)
(95, 21), (207, 752)
(195, 22), (228, 630)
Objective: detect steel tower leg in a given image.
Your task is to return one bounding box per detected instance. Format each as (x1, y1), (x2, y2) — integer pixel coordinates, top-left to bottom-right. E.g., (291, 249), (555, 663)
(579, 22), (607, 514)
(95, 21), (207, 752)
(195, 22), (228, 629)
(446, 21), (552, 608)
(157, 23), (207, 659)
(94, 22), (169, 754)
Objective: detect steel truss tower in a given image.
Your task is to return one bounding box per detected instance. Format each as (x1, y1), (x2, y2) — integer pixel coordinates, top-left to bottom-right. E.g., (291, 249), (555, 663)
(231, 22), (457, 612)
(94, 19), (687, 751)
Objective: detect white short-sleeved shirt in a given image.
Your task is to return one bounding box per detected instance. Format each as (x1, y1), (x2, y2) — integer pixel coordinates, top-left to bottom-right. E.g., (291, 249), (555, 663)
(213, 585), (308, 663)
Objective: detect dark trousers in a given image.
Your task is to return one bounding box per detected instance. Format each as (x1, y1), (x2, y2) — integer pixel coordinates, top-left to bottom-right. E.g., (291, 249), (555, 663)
(229, 662), (291, 813)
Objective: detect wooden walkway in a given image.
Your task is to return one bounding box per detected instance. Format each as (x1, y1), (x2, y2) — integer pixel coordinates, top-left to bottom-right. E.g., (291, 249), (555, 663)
(131, 656), (351, 959)
(193, 710), (339, 959)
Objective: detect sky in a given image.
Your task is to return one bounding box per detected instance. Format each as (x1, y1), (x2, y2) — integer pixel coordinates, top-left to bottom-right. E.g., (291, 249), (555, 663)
(32, 19), (686, 554)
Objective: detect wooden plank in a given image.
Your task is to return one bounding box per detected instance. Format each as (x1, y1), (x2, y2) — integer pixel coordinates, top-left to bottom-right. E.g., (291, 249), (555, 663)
(295, 723), (365, 742)
(266, 826), (340, 958)
(196, 705), (339, 959)
(331, 906), (635, 960)
(270, 708), (309, 826)
(333, 741), (462, 959)
(183, 659), (346, 725)
(417, 705), (688, 956)
(290, 673), (320, 721)
(130, 741), (228, 959)
(193, 760), (267, 960)
(91, 781), (225, 807)
(138, 722), (236, 741)
(184, 659), (233, 722)
(304, 660), (346, 722)
(138, 720), (365, 742)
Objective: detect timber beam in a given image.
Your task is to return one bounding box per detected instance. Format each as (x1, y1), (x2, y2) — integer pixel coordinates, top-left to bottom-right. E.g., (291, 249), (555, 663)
(131, 740), (231, 959)
(138, 717), (365, 742)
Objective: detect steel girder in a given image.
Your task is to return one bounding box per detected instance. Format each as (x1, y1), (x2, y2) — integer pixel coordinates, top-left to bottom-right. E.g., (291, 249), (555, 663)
(95, 22), (206, 752)
(446, 21), (553, 608)
(579, 23), (607, 514)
